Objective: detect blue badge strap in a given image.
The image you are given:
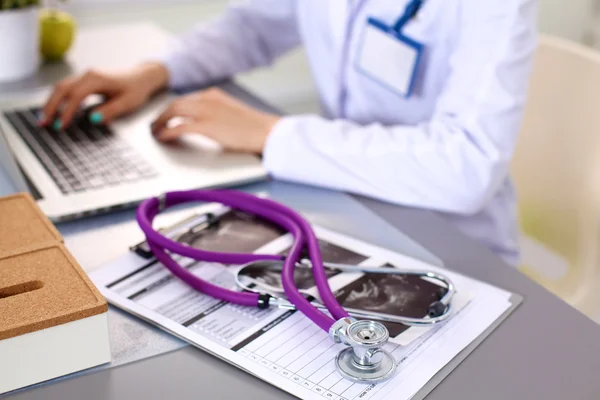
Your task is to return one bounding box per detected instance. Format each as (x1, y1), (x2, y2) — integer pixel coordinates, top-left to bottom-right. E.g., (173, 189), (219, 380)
(393, 0), (424, 32)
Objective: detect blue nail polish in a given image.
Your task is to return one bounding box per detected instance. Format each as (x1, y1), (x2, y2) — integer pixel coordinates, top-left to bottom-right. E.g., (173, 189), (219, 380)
(89, 112), (103, 125)
(37, 111), (45, 122)
(53, 119), (62, 131)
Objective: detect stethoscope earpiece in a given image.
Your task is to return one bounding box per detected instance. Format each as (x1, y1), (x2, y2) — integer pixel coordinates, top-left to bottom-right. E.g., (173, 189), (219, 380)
(427, 301), (447, 318)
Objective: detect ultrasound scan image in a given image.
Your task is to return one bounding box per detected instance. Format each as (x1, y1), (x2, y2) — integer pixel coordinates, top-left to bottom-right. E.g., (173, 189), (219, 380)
(335, 267), (448, 337)
(180, 210), (286, 253)
(179, 211), (370, 291)
(288, 241), (369, 266)
(244, 240), (369, 291)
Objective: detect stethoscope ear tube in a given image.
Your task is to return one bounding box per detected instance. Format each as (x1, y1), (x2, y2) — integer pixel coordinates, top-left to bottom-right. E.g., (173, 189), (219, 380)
(236, 260), (455, 326)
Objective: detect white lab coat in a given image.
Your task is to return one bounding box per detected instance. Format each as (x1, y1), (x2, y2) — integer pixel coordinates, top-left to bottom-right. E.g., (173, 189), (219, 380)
(161, 0), (538, 266)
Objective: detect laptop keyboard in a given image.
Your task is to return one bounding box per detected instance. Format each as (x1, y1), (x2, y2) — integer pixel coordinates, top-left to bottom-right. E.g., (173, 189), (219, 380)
(3, 108), (158, 195)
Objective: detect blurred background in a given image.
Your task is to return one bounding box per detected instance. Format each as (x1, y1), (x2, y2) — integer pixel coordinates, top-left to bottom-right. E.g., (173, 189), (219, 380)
(58, 0), (600, 115)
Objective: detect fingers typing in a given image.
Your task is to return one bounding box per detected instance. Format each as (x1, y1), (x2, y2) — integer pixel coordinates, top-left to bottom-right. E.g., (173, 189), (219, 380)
(40, 70), (119, 129)
(90, 94), (141, 125)
(151, 99), (202, 136)
(59, 81), (104, 129)
(40, 78), (75, 127)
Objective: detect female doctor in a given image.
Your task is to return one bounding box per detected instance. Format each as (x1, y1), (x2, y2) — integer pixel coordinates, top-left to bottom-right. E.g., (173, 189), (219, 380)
(40, 0), (538, 266)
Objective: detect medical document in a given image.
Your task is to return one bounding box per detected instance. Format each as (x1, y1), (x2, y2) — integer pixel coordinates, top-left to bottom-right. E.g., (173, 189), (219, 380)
(90, 206), (516, 400)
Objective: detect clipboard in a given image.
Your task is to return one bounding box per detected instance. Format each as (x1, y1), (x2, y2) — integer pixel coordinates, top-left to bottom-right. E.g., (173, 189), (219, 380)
(96, 182), (523, 400)
(123, 184), (524, 400)
(412, 294), (522, 399)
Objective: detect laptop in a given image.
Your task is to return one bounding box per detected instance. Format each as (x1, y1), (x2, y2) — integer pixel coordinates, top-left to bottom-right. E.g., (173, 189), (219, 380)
(0, 89), (267, 222)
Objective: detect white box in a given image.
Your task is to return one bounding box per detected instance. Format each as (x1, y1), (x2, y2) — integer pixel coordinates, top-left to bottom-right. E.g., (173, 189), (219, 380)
(0, 193), (111, 394)
(0, 313), (111, 394)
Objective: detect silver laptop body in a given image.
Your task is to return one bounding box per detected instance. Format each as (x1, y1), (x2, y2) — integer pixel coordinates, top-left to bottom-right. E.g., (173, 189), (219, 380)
(0, 89), (267, 222)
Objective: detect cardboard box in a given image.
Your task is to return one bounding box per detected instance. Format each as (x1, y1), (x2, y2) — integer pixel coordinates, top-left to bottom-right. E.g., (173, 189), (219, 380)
(0, 193), (110, 394)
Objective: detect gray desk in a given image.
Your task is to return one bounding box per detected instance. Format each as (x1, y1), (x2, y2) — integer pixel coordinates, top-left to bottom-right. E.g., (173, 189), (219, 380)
(2, 22), (600, 400)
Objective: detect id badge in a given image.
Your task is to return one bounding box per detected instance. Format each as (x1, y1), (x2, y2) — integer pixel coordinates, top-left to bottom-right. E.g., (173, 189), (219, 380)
(356, 17), (424, 98)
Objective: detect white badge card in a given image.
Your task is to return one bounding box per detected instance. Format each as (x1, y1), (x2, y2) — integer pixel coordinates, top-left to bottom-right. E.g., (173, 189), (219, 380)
(356, 18), (423, 98)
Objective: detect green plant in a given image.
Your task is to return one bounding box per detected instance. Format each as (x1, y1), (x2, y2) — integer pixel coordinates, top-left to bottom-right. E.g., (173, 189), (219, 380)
(1, 0), (68, 11)
(1, 0), (40, 10)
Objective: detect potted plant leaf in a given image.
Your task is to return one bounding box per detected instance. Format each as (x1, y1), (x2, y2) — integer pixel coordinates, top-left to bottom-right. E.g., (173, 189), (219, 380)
(0, 0), (41, 82)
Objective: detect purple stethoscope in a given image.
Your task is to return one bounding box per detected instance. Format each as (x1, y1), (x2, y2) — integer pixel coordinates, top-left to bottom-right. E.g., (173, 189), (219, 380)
(136, 190), (455, 383)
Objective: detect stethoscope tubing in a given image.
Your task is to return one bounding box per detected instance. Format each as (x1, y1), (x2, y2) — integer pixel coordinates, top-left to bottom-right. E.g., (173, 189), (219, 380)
(136, 189), (349, 332)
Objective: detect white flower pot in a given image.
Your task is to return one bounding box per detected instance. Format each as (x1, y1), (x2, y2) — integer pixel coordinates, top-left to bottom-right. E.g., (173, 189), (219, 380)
(0, 7), (40, 82)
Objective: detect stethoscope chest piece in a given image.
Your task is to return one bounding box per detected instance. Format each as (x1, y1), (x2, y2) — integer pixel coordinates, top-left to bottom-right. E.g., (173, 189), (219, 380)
(333, 319), (397, 383)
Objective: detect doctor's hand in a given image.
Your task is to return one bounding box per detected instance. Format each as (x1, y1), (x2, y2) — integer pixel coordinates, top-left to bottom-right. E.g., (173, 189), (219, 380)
(40, 62), (169, 129)
(151, 88), (280, 154)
